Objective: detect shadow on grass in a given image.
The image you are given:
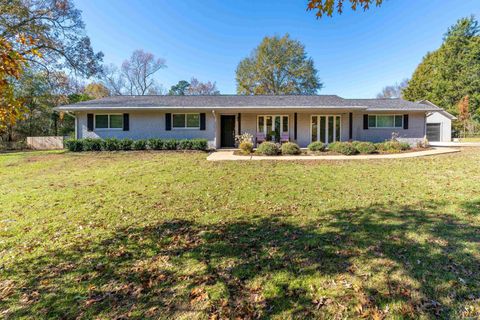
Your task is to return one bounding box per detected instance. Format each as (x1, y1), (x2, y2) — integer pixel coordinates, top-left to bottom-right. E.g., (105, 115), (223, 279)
(462, 198), (480, 216)
(2, 201), (479, 319)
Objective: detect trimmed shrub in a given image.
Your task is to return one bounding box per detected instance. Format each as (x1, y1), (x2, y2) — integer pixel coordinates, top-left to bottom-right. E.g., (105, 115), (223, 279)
(399, 142), (411, 151)
(376, 140), (411, 153)
(190, 139), (208, 151)
(281, 142), (301, 155)
(328, 142), (358, 155)
(256, 142), (279, 156)
(164, 139), (179, 150)
(65, 139), (83, 152)
(351, 140), (361, 148)
(118, 139), (133, 151)
(148, 138), (164, 150)
(178, 139), (193, 150)
(102, 138), (120, 151)
(375, 142), (387, 152)
(355, 141), (376, 154)
(82, 138), (102, 151)
(132, 139), (147, 150)
(307, 141), (326, 152)
(239, 141), (253, 155)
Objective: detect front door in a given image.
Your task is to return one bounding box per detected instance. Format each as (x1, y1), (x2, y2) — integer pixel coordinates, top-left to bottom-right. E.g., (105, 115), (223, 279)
(221, 115), (236, 148)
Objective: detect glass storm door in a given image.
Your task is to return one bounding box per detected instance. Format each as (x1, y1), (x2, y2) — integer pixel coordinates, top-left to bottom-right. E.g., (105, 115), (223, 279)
(257, 115), (289, 135)
(311, 115), (341, 144)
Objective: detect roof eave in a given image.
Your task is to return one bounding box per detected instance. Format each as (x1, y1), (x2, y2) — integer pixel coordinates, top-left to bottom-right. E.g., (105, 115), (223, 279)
(54, 105), (370, 112)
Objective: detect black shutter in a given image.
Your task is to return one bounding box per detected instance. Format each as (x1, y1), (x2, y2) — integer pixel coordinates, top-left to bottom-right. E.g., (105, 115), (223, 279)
(123, 113), (129, 131)
(87, 113), (94, 131)
(403, 114), (409, 129)
(363, 114), (369, 130)
(237, 113), (241, 135)
(294, 113), (298, 139)
(200, 113), (206, 130)
(165, 113), (172, 131)
(349, 112), (353, 140)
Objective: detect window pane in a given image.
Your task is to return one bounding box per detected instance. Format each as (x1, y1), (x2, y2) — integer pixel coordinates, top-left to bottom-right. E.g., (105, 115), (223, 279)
(110, 115), (123, 128)
(282, 116), (289, 132)
(266, 116), (273, 134)
(377, 115), (394, 128)
(335, 116), (341, 141)
(173, 114), (185, 128)
(311, 116), (318, 142)
(258, 116), (264, 133)
(274, 116), (281, 137)
(95, 115), (108, 128)
(395, 115), (403, 128)
(319, 116), (326, 143)
(186, 114), (200, 127)
(368, 115), (376, 128)
(328, 116), (334, 143)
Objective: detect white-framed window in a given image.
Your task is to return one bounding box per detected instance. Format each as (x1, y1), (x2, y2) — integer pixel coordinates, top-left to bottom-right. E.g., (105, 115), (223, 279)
(257, 115), (289, 134)
(95, 114), (123, 130)
(368, 115), (403, 128)
(172, 113), (200, 129)
(311, 115), (341, 144)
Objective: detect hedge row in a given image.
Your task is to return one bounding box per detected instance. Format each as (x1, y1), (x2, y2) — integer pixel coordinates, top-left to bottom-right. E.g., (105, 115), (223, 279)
(307, 140), (411, 155)
(65, 138), (208, 152)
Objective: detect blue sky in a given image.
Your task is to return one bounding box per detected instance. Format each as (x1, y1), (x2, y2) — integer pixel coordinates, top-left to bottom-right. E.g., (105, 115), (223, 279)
(76, 0), (480, 98)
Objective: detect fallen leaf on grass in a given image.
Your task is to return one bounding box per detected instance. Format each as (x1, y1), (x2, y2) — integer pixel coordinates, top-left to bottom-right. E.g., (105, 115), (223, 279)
(85, 295), (105, 306)
(0, 280), (15, 300)
(190, 287), (207, 304)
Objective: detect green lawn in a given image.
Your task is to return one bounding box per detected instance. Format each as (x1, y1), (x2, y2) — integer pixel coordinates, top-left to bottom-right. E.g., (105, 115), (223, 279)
(1, 150), (479, 319)
(460, 137), (480, 142)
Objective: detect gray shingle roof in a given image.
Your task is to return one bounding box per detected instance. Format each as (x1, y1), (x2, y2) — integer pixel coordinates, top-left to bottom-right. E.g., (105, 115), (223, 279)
(346, 98), (442, 111)
(54, 95), (442, 112)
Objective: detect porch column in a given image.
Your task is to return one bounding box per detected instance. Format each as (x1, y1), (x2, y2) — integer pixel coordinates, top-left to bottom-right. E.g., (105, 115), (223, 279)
(212, 110), (217, 148)
(294, 112), (298, 140)
(349, 112), (353, 140)
(237, 113), (241, 135)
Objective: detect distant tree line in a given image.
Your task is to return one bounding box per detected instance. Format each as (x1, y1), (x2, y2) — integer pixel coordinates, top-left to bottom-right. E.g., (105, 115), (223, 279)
(377, 16), (480, 136)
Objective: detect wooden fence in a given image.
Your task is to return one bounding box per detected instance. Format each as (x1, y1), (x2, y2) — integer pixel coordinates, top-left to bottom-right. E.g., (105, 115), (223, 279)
(26, 136), (67, 150)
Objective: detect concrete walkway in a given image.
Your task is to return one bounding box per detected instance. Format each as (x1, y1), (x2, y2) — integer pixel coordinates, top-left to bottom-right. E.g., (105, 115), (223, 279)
(429, 141), (480, 147)
(207, 147), (460, 161)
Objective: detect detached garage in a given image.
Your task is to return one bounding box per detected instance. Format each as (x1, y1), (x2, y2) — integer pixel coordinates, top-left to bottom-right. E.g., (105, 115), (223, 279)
(418, 100), (456, 142)
(426, 110), (456, 142)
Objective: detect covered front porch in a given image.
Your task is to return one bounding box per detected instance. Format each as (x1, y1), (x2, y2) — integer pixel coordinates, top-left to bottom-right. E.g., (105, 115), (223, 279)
(214, 110), (354, 149)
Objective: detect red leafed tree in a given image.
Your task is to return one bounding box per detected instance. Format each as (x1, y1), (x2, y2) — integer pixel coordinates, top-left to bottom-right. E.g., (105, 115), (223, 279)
(457, 95), (470, 138)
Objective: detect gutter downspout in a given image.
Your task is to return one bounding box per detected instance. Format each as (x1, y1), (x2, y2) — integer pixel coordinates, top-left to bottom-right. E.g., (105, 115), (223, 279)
(212, 110), (217, 149)
(75, 113), (79, 139)
(424, 112), (428, 141)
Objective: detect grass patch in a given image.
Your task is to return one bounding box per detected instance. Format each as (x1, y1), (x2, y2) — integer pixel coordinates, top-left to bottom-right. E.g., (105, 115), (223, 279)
(460, 137), (480, 142)
(1, 150), (480, 319)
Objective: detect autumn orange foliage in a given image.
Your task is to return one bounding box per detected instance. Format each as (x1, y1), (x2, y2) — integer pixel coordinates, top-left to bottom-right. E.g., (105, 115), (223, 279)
(0, 35), (39, 132)
(457, 95), (471, 137)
